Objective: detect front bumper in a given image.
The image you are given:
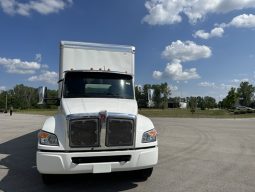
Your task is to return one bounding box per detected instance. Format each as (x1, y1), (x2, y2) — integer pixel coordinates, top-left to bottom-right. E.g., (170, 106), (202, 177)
(37, 147), (158, 174)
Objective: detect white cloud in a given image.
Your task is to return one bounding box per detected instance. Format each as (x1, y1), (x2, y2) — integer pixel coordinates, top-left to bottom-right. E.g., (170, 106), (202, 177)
(231, 79), (240, 83)
(152, 70), (163, 80)
(220, 83), (235, 90)
(153, 70), (164, 80)
(35, 53), (42, 62)
(153, 59), (200, 81)
(197, 81), (247, 93)
(41, 64), (49, 69)
(198, 81), (239, 91)
(193, 27), (224, 39)
(162, 40), (212, 62)
(34, 53), (49, 69)
(154, 40), (211, 81)
(231, 78), (249, 83)
(193, 30), (210, 40)
(241, 78), (249, 82)
(0, 0), (72, 16)
(164, 60), (200, 80)
(198, 81), (216, 88)
(0, 86), (6, 91)
(224, 14), (255, 28)
(196, 14), (255, 40)
(169, 85), (178, 91)
(0, 57), (41, 74)
(28, 70), (58, 84)
(194, 14), (255, 40)
(142, 0), (184, 25)
(143, 0), (255, 25)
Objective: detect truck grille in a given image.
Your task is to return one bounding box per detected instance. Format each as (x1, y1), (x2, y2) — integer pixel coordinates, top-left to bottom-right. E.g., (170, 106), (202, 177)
(69, 119), (99, 148)
(106, 118), (134, 147)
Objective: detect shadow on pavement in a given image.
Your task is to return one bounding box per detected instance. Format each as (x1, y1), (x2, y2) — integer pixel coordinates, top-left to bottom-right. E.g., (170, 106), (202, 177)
(0, 131), (140, 192)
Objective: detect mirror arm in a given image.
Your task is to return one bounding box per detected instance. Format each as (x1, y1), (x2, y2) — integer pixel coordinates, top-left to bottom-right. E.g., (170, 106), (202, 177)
(44, 98), (60, 106)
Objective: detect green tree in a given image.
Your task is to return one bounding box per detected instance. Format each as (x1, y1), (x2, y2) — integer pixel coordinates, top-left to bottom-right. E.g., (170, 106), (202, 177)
(189, 97), (197, 113)
(0, 91), (7, 109)
(12, 84), (38, 109)
(160, 83), (171, 109)
(222, 87), (238, 109)
(143, 84), (152, 107)
(135, 83), (171, 109)
(151, 84), (161, 108)
(135, 86), (147, 108)
(237, 81), (255, 107)
(151, 83), (171, 109)
(204, 96), (217, 109)
(0, 84), (58, 110)
(197, 96), (205, 110)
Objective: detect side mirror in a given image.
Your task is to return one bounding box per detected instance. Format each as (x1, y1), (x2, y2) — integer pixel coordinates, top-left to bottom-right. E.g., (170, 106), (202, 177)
(38, 86), (47, 105)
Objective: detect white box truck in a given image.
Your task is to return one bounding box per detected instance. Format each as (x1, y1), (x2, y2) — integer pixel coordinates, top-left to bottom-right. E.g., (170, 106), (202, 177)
(37, 41), (158, 184)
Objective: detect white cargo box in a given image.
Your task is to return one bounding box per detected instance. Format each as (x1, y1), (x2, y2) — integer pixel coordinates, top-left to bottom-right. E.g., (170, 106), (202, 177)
(59, 41), (135, 79)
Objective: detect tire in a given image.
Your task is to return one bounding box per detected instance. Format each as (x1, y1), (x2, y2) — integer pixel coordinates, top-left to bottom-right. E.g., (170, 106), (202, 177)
(136, 168), (153, 180)
(41, 174), (55, 185)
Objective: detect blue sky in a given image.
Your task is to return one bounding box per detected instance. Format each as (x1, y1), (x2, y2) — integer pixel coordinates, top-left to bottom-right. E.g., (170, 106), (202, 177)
(0, 0), (255, 100)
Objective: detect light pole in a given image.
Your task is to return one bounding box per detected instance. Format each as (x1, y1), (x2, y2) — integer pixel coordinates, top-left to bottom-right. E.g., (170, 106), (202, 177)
(5, 92), (7, 113)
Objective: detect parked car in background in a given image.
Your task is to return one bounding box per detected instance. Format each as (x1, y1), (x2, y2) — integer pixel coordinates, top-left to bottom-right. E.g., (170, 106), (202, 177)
(233, 106), (255, 114)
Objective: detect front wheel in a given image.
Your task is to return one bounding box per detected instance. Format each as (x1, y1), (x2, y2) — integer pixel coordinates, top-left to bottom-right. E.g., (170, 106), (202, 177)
(136, 168), (153, 180)
(41, 174), (55, 185)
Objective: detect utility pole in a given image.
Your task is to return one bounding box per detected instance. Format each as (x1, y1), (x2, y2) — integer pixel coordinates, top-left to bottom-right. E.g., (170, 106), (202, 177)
(5, 92), (7, 113)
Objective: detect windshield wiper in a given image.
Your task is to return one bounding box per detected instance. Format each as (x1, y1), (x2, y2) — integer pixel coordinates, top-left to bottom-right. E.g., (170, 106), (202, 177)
(106, 93), (126, 98)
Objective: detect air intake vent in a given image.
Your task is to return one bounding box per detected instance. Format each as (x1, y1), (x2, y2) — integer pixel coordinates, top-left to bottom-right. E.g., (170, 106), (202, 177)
(106, 118), (134, 147)
(72, 155), (131, 164)
(69, 119), (99, 148)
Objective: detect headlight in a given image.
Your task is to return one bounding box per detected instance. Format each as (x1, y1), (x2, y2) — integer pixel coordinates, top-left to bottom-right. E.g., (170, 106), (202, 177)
(142, 129), (157, 143)
(38, 130), (59, 146)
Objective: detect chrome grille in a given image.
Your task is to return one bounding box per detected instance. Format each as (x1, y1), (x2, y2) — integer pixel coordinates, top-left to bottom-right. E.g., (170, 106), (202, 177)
(69, 118), (99, 148)
(106, 118), (134, 147)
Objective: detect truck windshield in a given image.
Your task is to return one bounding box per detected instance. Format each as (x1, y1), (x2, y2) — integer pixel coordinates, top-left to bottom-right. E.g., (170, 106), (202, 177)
(63, 72), (134, 99)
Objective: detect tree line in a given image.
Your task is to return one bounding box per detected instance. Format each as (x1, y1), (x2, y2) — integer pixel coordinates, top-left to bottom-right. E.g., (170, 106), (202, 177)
(0, 84), (57, 110)
(135, 83), (217, 110)
(135, 83), (171, 109)
(1, 81), (254, 111)
(219, 81), (255, 109)
(136, 81), (255, 110)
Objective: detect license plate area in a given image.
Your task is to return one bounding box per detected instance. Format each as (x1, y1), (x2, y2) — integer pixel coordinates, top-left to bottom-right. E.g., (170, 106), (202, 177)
(93, 163), (112, 173)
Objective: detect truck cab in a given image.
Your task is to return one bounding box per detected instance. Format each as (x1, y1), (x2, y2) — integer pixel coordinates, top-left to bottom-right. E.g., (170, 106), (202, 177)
(37, 41), (158, 184)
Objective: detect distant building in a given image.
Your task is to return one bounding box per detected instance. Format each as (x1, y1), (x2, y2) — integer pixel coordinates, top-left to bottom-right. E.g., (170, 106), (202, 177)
(179, 102), (187, 109)
(168, 97), (187, 109)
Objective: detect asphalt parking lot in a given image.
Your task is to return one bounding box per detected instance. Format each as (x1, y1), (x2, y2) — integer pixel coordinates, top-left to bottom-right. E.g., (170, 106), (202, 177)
(1, 114), (255, 192)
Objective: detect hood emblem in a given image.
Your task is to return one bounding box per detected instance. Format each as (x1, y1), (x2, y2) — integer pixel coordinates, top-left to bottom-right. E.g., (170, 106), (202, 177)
(99, 110), (107, 123)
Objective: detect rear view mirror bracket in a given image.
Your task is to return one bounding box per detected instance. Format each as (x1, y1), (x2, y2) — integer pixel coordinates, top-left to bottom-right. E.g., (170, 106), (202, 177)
(38, 86), (60, 106)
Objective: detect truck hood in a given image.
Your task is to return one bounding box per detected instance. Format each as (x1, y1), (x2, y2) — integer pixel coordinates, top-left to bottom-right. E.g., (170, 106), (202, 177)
(61, 98), (138, 116)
